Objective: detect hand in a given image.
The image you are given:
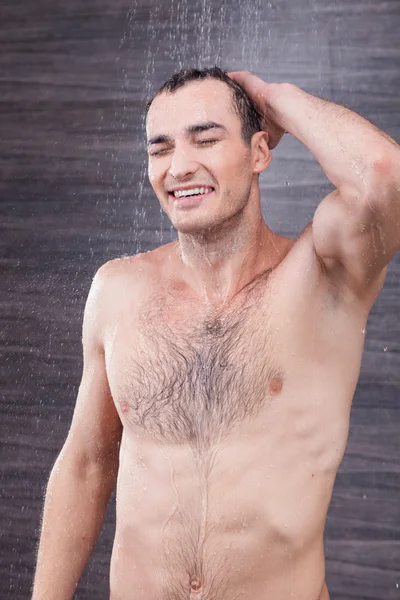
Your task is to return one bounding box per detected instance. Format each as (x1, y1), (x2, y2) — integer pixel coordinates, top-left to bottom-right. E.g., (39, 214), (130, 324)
(228, 71), (286, 150)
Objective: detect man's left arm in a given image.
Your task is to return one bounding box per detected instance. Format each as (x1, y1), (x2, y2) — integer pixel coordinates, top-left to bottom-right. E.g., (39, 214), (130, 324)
(266, 83), (400, 293)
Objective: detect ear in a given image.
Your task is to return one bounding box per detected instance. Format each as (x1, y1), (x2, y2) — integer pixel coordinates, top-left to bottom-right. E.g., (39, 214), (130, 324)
(251, 131), (272, 174)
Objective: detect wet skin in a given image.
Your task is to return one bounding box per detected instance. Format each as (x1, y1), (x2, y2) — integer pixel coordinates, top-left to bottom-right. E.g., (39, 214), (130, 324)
(103, 78), (387, 599)
(101, 227), (385, 600)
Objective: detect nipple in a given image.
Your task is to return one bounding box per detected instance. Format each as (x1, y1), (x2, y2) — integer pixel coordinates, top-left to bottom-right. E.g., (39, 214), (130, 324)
(269, 376), (283, 395)
(120, 401), (129, 414)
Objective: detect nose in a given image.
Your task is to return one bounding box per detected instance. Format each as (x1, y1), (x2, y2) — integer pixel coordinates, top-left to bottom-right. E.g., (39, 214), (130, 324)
(168, 146), (197, 180)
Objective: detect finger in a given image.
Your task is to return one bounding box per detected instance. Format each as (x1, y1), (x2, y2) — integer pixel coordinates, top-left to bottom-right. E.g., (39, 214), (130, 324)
(227, 73), (240, 84)
(227, 71), (247, 82)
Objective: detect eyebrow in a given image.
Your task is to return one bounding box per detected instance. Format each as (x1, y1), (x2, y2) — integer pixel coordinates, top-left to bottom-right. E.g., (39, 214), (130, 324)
(147, 121), (228, 147)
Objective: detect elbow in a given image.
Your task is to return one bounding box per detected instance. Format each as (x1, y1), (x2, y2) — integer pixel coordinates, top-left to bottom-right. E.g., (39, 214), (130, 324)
(371, 151), (398, 178)
(362, 150), (400, 214)
(370, 142), (400, 190)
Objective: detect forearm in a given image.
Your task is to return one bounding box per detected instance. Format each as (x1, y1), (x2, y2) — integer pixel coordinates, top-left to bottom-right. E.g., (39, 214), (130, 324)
(267, 83), (399, 196)
(32, 452), (117, 600)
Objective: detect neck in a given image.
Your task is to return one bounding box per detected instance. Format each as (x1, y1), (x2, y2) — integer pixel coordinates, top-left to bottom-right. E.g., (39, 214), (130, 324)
(175, 199), (280, 308)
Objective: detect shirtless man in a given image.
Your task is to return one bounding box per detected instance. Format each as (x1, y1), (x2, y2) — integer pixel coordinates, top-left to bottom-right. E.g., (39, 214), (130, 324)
(32, 67), (400, 600)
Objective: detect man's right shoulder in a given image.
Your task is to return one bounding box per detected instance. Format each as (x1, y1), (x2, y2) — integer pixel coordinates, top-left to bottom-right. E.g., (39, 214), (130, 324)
(95, 242), (175, 284)
(85, 253), (155, 334)
(94, 251), (154, 284)
(91, 250), (164, 308)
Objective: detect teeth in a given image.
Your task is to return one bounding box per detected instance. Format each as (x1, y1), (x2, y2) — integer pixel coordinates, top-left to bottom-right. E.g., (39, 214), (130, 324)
(173, 187), (213, 198)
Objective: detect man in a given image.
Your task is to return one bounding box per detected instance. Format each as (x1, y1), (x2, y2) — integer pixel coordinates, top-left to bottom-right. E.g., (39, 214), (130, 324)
(32, 67), (400, 600)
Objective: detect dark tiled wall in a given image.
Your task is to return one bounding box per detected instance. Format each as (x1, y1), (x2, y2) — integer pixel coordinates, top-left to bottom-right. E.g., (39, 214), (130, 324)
(1, 1), (399, 598)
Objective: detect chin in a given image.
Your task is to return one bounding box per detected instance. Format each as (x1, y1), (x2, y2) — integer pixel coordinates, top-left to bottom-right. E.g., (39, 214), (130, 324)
(173, 221), (210, 236)
(172, 215), (220, 236)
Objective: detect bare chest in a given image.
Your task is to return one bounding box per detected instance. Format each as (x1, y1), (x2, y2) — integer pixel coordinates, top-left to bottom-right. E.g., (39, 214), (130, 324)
(106, 269), (286, 447)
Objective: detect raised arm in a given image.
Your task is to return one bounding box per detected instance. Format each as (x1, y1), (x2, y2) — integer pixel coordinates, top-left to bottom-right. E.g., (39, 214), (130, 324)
(229, 71), (400, 298)
(32, 262), (123, 600)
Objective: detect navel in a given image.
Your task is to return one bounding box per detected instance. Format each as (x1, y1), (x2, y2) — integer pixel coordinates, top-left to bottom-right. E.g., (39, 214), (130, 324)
(189, 578), (203, 598)
(269, 376), (283, 395)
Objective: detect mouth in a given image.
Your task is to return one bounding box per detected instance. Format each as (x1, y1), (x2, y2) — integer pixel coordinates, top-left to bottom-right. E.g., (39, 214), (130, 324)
(168, 188), (215, 208)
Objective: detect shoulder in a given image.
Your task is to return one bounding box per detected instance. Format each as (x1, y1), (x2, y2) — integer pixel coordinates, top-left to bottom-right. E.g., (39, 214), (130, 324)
(94, 247), (161, 284)
(83, 252), (158, 349)
(91, 243), (174, 301)
(88, 257), (138, 304)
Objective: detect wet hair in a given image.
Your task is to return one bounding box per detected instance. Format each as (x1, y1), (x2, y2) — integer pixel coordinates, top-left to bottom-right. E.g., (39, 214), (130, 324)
(145, 66), (263, 146)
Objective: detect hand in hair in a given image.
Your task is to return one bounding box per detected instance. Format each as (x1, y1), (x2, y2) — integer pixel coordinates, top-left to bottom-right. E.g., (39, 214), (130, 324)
(228, 71), (287, 150)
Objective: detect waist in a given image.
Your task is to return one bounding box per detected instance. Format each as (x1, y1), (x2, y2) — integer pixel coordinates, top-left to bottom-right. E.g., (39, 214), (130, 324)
(110, 521), (326, 600)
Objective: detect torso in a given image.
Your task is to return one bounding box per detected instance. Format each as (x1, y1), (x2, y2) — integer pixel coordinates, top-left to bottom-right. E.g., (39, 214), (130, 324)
(103, 224), (386, 600)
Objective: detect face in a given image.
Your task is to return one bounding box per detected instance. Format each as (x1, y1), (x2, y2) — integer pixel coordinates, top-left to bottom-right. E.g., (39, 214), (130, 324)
(146, 79), (270, 235)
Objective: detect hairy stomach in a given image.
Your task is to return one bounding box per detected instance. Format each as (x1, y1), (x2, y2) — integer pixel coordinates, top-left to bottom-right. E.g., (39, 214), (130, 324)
(110, 427), (333, 600)
(110, 514), (326, 600)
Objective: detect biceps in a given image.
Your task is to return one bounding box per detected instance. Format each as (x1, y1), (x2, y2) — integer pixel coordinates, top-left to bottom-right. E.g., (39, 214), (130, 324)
(312, 187), (395, 288)
(64, 263), (123, 468)
(67, 348), (122, 470)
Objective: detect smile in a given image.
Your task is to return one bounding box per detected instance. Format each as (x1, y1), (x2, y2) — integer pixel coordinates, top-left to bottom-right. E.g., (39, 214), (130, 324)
(172, 186), (214, 198)
(170, 188), (215, 207)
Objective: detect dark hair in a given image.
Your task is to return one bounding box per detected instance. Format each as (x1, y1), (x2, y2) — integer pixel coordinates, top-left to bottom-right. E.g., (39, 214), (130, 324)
(145, 66), (262, 146)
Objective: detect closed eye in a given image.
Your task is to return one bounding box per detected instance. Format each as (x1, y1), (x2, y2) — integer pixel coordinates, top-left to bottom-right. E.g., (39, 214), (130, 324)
(150, 149), (168, 156)
(150, 139), (218, 157)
